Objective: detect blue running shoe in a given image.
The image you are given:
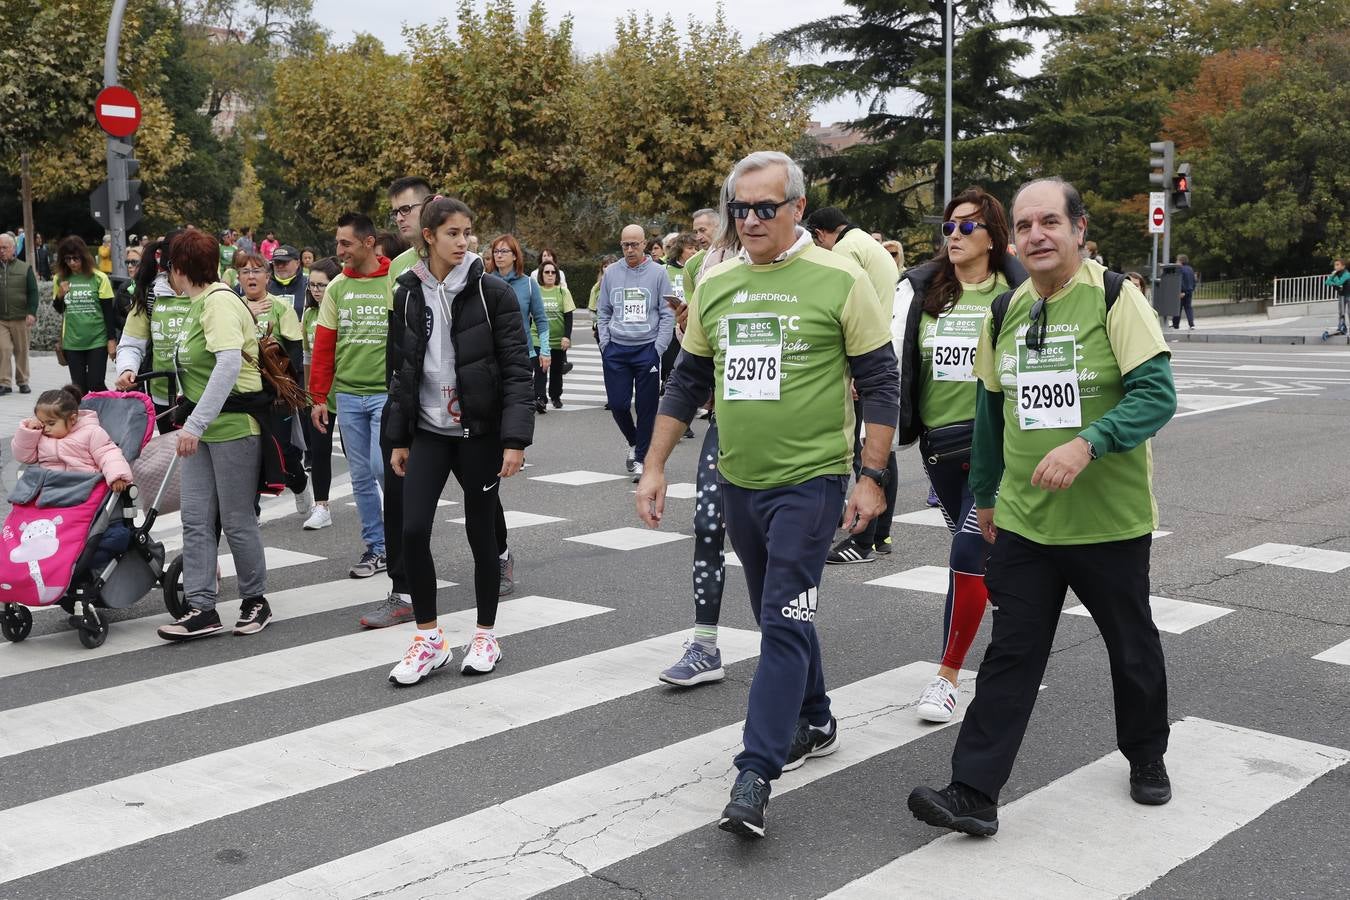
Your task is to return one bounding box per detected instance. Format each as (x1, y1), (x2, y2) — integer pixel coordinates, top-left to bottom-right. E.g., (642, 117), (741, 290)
(659, 641), (725, 686)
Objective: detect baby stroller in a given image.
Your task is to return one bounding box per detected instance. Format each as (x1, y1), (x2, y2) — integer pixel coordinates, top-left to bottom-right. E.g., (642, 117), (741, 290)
(0, 390), (175, 648)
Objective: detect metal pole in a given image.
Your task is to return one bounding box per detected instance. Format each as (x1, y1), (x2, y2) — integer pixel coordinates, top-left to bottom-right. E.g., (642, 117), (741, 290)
(943, 0), (953, 210)
(1161, 195), (1172, 277)
(104, 0), (130, 281)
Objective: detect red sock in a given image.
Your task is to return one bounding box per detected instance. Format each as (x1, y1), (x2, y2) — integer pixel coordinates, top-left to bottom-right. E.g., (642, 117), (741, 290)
(940, 572), (989, 671)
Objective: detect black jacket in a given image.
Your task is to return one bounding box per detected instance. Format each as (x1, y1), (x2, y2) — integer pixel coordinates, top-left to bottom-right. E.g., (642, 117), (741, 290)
(896, 256), (1028, 446)
(384, 258), (535, 450)
(268, 272), (309, 320)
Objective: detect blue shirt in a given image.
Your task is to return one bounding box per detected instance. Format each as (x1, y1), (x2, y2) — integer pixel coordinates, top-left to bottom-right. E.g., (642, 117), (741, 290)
(498, 270), (550, 357)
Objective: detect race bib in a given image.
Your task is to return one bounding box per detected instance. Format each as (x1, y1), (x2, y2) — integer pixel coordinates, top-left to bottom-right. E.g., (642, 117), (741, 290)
(622, 288), (647, 324)
(723, 314), (782, 401)
(930, 313), (983, 382)
(1016, 336), (1081, 429)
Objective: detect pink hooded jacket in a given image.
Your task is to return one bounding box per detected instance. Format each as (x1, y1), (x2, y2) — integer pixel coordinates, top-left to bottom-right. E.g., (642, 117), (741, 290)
(11, 409), (134, 485)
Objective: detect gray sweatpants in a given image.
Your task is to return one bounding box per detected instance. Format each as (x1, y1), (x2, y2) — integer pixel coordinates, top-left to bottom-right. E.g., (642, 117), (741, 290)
(182, 436), (266, 611)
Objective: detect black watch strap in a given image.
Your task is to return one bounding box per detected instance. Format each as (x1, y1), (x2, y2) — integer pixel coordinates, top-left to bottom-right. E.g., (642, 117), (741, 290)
(859, 465), (890, 486)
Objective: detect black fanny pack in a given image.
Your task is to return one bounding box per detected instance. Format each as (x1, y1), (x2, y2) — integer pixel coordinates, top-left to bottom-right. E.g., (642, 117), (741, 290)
(920, 420), (974, 466)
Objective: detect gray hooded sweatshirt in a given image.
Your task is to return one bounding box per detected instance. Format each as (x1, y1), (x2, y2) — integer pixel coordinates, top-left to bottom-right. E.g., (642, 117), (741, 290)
(596, 256), (675, 353)
(413, 253), (479, 437)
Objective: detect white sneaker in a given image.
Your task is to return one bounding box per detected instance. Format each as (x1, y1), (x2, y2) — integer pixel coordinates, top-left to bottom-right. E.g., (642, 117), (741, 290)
(388, 632), (452, 685)
(461, 632), (502, 674)
(631, 460), (644, 483)
(295, 481), (315, 515)
(624, 443), (637, 473)
(916, 674), (960, 723)
(303, 504), (332, 530)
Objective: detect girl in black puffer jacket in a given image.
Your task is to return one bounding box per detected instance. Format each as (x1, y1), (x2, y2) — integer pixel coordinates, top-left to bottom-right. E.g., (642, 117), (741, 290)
(383, 196), (535, 685)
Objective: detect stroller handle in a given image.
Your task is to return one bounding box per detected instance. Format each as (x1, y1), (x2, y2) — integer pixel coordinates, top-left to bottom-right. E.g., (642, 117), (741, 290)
(134, 370), (179, 387)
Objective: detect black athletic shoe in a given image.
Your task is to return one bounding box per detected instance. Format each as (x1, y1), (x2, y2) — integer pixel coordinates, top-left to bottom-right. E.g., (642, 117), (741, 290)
(719, 770), (770, 839)
(782, 717), (839, 772)
(156, 608), (224, 642)
(826, 536), (874, 565)
(18, 385), (31, 394)
(1129, 759), (1172, 805)
(0, 386), (11, 396)
(535, 400), (548, 414)
(234, 597), (272, 635)
(907, 782), (999, 836)
(551, 398), (562, 409)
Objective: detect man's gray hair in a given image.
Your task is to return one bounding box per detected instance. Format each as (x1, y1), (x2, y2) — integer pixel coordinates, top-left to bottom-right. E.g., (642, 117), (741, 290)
(1014, 177), (1089, 231)
(727, 151), (806, 204)
(691, 207), (718, 224)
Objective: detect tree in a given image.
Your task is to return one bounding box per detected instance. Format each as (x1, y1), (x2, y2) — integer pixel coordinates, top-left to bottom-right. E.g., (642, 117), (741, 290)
(777, 0), (1065, 233)
(575, 8), (810, 229)
(229, 158), (264, 230)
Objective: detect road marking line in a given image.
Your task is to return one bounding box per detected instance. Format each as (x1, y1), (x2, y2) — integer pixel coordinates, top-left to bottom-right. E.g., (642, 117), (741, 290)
(1313, 637), (1350, 666)
(449, 510), (566, 529)
(1063, 595), (1232, 634)
(867, 566), (949, 594)
(1227, 543), (1350, 573)
(226, 662), (977, 900)
(218, 547), (323, 578)
(566, 527), (690, 551)
(824, 718), (1350, 899)
(529, 470), (629, 486)
(0, 597), (609, 759)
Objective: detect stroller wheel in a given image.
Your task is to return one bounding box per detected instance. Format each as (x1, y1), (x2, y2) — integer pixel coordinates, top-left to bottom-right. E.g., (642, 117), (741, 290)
(163, 555), (188, 618)
(1, 604), (33, 642)
(77, 606), (107, 650)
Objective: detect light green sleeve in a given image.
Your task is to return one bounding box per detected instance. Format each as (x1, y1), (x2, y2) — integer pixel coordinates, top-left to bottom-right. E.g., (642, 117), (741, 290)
(681, 282), (712, 357)
(973, 308), (1003, 393)
(1107, 280), (1170, 375)
(840, 275), (891, 356)
(561, 287), (576, 314)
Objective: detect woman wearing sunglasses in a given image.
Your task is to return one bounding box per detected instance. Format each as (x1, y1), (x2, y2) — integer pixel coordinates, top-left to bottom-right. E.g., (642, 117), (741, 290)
(53, 236), (118, 392)
(894, 187), (1026, 724)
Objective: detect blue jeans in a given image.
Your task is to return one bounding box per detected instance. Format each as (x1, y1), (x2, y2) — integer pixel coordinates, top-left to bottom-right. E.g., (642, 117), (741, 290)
(601, 341), (660, 462)
(337, 392), (387, 555)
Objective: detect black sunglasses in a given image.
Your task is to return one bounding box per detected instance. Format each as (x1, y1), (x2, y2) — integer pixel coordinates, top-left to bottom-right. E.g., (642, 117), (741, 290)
(1026, 297), (1048, 352)
(726, 199), (791, 220)
(942, 221), (988, 237)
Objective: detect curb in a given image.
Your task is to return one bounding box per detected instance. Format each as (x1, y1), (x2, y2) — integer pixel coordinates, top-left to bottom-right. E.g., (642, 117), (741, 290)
(1166, 333), (1311, 345)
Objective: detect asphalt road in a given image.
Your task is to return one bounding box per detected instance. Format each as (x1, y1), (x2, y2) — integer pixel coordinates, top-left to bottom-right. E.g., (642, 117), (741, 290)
(0, 334), (1346, 900)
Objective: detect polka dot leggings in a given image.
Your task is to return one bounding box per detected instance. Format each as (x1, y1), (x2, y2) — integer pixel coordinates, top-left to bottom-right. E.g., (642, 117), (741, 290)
(692, 419), (726, 626)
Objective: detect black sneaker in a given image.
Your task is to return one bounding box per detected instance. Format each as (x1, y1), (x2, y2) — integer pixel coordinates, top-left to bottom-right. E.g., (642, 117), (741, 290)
(907, 782), (999, 836)
(18, 385), (31, 394)
(234, 597), (272, 635)
(872, 536), (893, 555)
(826, 536), (874, 565)
(683, 426), (695, 439)
(1129, 758), (1172, 805)
(535, 400), (548, 414)
(719, 770), (770, 839)
(783, 717), (839, 772)
(0, 386), (11, 396)
(551, 398), (562, 409)
(156, 608), (224, 642)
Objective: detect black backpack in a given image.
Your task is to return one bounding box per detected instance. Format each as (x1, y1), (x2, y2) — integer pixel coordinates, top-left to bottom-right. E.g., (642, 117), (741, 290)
(989, 269), (1128, 345)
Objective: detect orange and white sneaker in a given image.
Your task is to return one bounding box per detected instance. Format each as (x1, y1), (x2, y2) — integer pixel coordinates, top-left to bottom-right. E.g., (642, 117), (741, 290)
(388, 631), (452, 686)
(460, 631), (502, 675)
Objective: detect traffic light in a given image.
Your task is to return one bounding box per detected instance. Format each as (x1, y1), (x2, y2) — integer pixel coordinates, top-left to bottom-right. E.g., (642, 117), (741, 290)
(1172, 162), (1192, 210)
(1148, 140), (1174, 191)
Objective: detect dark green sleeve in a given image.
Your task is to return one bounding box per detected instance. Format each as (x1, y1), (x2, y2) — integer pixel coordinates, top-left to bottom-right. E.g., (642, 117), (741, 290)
(1079, 353), (1176, 455)
(26, 267), (39, 315)
(969, 384), (1005, 508)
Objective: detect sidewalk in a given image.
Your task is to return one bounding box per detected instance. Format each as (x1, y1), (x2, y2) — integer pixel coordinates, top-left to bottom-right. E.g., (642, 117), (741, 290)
(1164, 312), (1346, 346)
(0, 353), (115, 442)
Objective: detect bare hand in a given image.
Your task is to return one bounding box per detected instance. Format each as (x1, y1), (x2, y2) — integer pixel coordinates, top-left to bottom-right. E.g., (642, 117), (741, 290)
(635, 468), (668, 528)
(115, 369), (138, 391)
(390, 447), (409, 477)
(106, 339), (118, 357)
(499, 448), (524, 478)
(842, 477), (885, 534)
(310, 405), (329, 434)
(977, 507), (998, 544)
(110, 479), (130, 493)
(560, 337), (571, 351)
(25, 314), (35, 327)
(676, 303), (689, 331)
(176, 432), (200, 458)
(539, 355), (552, 372)
(850, 379), (859, 402)
(22, 417), (41, 430)
(1031, 437), (1092, 492)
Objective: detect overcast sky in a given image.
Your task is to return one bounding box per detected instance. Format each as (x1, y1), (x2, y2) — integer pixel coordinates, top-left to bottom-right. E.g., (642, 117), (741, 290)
(309, 0), (1075, 125)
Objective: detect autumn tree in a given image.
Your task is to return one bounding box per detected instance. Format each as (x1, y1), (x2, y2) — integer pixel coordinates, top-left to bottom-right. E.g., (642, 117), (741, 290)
(229, 158), (265, 230)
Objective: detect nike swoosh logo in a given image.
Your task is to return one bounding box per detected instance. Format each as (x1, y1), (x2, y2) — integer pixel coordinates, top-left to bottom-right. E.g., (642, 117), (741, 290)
(482, 482), (499, 492)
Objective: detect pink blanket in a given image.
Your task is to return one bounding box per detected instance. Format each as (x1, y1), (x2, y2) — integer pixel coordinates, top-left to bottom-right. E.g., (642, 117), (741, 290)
(0, 483), (110, 607)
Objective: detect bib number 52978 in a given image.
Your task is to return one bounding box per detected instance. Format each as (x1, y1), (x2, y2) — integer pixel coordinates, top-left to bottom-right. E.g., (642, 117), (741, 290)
(723, 313), (783, 401)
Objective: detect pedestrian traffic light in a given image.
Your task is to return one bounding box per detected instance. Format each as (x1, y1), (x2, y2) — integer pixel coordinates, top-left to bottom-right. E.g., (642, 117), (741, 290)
(1172, 162), (1192, 211)
(1148, 141), (1174, 191)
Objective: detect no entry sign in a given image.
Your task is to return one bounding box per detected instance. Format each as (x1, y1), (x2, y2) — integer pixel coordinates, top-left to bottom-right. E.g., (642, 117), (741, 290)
(95, 86), (142, 138)
(1148, 191), (1166, 235)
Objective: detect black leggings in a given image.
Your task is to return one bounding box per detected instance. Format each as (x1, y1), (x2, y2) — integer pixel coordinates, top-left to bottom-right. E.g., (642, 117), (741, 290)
(403, 429), (506, 627)
(65, 346), (108, 393)
(692, 419), (726, 625)
(533, 347), (567, 403)
(303, 413), (334, 502)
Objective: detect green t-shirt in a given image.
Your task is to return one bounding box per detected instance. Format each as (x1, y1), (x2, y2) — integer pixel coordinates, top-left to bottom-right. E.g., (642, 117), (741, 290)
(387, 247), (419, 301)
(221, 267), (239, 289)
(665, 263), (687, 302)
(587, 281), (600, 311)
(176, 284), (264, 443)
(252, 293), (304, 342)
(123, 294), (193, 403)
(918, 274), (1007, 429)
(317, 269), (392, 396)
(534, 285), (576, 349)
(59, 271), (113, 350)
(682, 242), (891, 490)
(973, 261), (1169, 544)
(219, 245), (237, 274)
(833, 228), (899, 320)
(300, 305), (335, 413)
(683, 249), (707, 299)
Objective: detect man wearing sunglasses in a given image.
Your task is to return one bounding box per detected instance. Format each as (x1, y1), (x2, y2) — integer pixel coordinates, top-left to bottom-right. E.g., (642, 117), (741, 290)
(638, 151), (899, 839)
(908, 177), (1177, 838)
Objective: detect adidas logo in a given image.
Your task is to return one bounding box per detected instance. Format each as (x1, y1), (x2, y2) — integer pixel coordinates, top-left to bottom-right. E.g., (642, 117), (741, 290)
(781, 586), (819, 622)
(649, 365), (659, 373)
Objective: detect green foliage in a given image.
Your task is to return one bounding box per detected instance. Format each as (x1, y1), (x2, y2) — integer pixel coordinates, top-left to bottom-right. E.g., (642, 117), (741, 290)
(229, 158), (264, 230)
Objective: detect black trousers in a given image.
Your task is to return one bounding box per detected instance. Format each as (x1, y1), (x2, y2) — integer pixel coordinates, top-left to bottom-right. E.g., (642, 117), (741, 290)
(402, 429), (505, 627)
(379, 427), (408, 596)
(304, 413), (334, 502)
(951, 530), (1168, 800)
(849, 400), (898, 546)
(65, 346), (108, 393)
(532, 347), (566, 403)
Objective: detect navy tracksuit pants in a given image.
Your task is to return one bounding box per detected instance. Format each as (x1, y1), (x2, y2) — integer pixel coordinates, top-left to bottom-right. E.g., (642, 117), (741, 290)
(601, 341), (660, 463)
(723, 474), (846, 781)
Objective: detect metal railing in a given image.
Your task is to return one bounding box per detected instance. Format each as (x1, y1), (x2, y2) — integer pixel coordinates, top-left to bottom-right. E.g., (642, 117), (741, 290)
(1272, 274), (1340, 306)
(1193, 278), (1269, 303)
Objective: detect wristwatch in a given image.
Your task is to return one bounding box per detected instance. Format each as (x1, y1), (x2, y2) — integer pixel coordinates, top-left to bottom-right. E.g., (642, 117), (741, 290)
(1081, 437), (1100, 460)
(859, 466), (891, 487)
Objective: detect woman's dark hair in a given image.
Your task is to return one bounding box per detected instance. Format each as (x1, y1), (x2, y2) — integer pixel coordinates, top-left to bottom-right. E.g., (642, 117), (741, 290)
(374, 230), (409, 260)
(168, 229), (221, 287)
(301, 247), (318, 263)
(416, 196), (474, 258)
(305, 256), (341, 310)
(130, 238), (164, 317)
(539, 262), (559, 285)
(35, 384), (84, 420)
(645, 238), (664, 256)
(923, 186), (1010, 317)
(596, 254), (617, 276)
(55, 236), (95, 279)
(669, 232), (699, 259)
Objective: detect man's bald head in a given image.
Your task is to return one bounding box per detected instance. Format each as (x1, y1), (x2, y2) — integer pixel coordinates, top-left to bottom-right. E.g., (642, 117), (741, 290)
(620, 224), (647, 267)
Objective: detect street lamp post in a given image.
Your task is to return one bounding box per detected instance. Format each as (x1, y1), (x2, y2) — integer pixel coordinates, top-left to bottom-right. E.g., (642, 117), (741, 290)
(104, 0), (130, 280)
(943, 0), (953, 211)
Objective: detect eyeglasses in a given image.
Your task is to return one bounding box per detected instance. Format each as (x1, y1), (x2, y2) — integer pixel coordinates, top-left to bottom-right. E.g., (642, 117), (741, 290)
(492, 247), (514, 255)
(619, 241), (643, 250)
(238, 267), (268, 276)
(308, 281), (326, 291)
(1026, 297), (1048, 352)
(389, 201), (425, 223)
(726, 199), (791, 220)
(942, 221), (988, 237)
